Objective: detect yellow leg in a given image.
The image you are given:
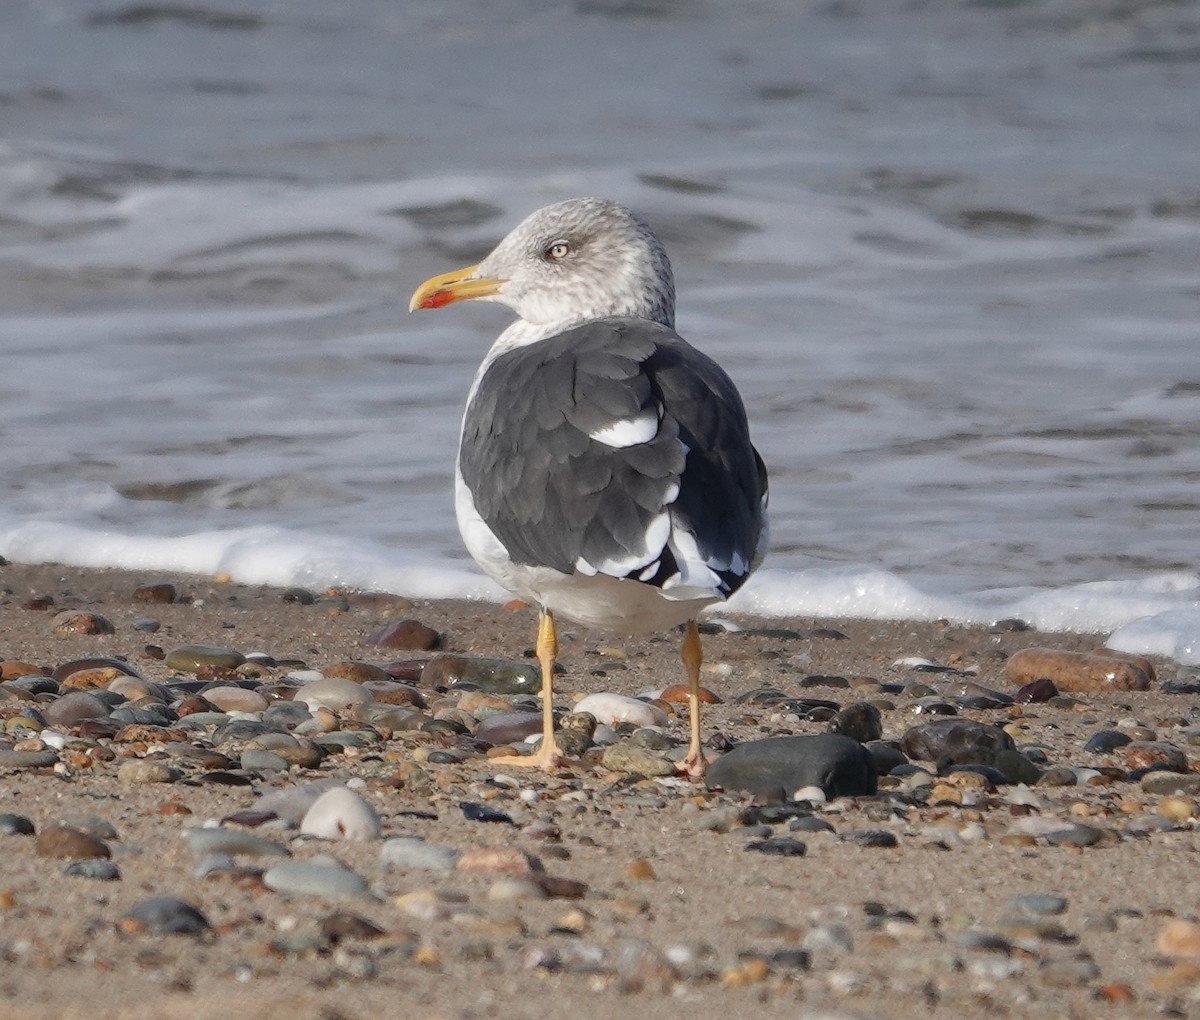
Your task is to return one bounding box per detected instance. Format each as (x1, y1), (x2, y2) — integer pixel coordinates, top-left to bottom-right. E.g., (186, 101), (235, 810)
(679, 619), (707, 779)
(490, 608), (564, 770)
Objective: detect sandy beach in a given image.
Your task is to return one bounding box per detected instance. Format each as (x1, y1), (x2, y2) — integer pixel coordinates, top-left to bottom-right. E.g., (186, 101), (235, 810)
(1, 560), (1198, 1019)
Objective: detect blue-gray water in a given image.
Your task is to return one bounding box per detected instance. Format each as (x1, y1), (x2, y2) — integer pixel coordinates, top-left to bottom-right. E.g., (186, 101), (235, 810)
(1, 0), (1199, 654)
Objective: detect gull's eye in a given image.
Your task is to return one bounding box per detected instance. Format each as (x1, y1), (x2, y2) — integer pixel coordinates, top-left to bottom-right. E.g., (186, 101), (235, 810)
(544, 240), (571, 261)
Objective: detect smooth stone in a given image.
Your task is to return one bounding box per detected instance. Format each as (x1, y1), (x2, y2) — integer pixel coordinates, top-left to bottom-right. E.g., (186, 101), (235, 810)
(300, 786), (382, 841)
(900, 718), (1015, 765)
(52, 611), (116, 636)
(1013, 678), (1058, 703)
(203, 686), (270, 713)
(65, 859), (121, 881)
(300, 676), (374, 712)
(263, 702), (315, 727)
(574, 693), (667, 729)
(107, 676), (166, 702)
(1084, 729), (1133, 753)
(363, 619), (441, 651)
(0, 748), (58, 768)
(321, 661), (393, 684)
(840, 829), (898, 848)
(165, 645), (247, 673)
(1124, 741), (1189, 773)
(263, 859), (370, 898)
(866, 741), (907, 774)
(36, 824), (110, 860)
(257, 780), (346, 824)
(124, 896), (211, 935)
(381, 837), (460, 872)
(744, 837), (807, 856)
(705, 734), (878, 798)
(456, 846), (544, 875)
(600, 744), (676, 777)
(186, 827), (290, 858)
(475, 710), (544, 746)
(1044, 823), (1107, 847)
(50, 657), (139, 683)
(0, 813), (35, 835)
(828, 702), (883, 743)
(243, 732), (325, 767)
(487, 877), (548, 902)
(421, 654), (538, 695)
(1006, 647), (1150, 692)
(1142, 773), (1200, 795)
(803, 923), (854, 954)
(117, 759), (180, 785)
(1009, 893), (1068, 916)
(241, 749), (290, 773)
(990, 749), (1043, 785)
(41, 690), (111, 728)
(1159, 919), (1200, 959)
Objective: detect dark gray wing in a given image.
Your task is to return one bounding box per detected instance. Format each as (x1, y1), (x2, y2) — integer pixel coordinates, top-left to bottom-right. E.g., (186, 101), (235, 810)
(459, 317), (767, 596)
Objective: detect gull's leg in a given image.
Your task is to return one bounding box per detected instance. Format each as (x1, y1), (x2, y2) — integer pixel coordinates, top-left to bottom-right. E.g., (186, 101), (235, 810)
(490, 608), (564, 769)
(679, 619), (707, 779)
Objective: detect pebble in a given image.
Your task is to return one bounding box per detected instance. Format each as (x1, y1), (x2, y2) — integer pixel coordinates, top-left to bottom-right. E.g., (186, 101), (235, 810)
(0, 813), (35, 835)
(300, 786), (382, 841)
(1083, 729), (1132, 753)
(0, 748), (59, 768)
(164, 645), (247, 673)
(705, 734), (878, 798)
(122, 896), (211, 935)
(203, 685), (270, 713)
(65, 859), (121, 881)
(1009, 893), (1068, 916)
(52, 611), (116, 636)
(744, 837), (807, 856)
(117, 759), (180, 784)
(1159, 919), (1200, 959)
(185, 827), (290, 858)
(421, 654), (538, 694)
(35, 824), (110, 860)
(575, 693), (667, 728)
(263, 858), (371, 898)
(827, 702), (882, 743)
(1124, 740), (1188, 772)
(474, 710), (543, 747)
(1005, 647), (1151, 691)
(363, 618), (441, 650)
(456, 846), (543, 875)
(257, 780), (348, 824)
(300, 676), (374, 712)
(600, 745), (676, 776)
(380, 837), (460, 871)
(900, 718), (1014, 764)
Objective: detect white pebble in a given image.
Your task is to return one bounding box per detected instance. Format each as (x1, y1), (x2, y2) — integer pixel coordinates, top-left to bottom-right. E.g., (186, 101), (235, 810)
(300, 786), (381, 841)
(574, 693), (667, 728)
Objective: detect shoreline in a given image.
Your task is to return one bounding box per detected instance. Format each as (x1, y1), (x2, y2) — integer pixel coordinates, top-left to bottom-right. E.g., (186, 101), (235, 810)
(0, 560), (1198, 1019)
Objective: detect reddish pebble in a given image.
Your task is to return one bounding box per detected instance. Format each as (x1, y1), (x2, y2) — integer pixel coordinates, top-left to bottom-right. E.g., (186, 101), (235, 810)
(364, 619), (441, 651)
(658, 683), (722, 705)
(133, 582), (177, 604)
(52, 611), (116, 636)
(1159, 919), (1200, 959)
(36, 824), (110, 860)
(456, 846), (544, 875)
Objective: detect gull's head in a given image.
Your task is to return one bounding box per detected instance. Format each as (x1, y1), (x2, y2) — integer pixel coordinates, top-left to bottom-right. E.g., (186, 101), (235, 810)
(409, 197), (676, 331)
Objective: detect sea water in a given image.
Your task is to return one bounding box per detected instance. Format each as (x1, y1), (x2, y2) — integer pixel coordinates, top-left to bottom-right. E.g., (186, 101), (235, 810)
(1, 0), (1198, 659)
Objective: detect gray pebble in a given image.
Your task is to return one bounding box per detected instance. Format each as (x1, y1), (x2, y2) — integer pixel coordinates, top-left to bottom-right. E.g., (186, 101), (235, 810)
(1008, 893), (1068, 916)
(380, 837), (460, 871)
(125, 896), (212, 935)
(263, 859), (370, 898)
(65, 859), (121, 881)
(0, 813), (35, 835)
(186, 827), (290, 858)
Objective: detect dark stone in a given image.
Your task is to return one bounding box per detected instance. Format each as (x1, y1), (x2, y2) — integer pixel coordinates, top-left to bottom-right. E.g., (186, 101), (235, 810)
(705, 734), (878, 798)
(421, 654), (538, 695)
(1014, 678), (1058, 703)
(828, 702), (882, 743)
(744, 838), (808, 856)
(123, 896), (211, 935)
(0, 813), (35, 835)
(40, 690), (112, 728)
(840, 829), (898, 848)
(865, 741), (907, 775)
(461, 802), (516, 825)
(65, 859), (121, 881)
(474, 710), (544, 747)
(900, 718), (1015, 766)
(133, 582), (177, 604)
(1083, 730), (1133, 754)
